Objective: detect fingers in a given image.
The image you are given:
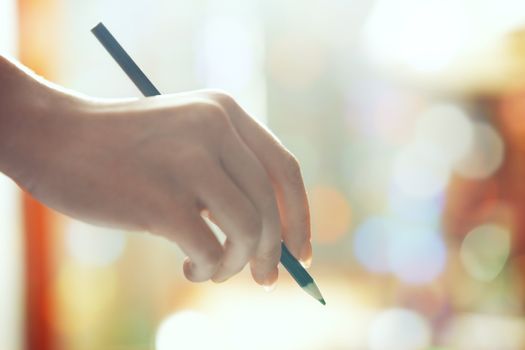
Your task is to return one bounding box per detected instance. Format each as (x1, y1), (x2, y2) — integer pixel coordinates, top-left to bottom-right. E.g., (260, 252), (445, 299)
(209, 91), (312, 263)
(219, 128), (282, 286)
(152, 207), (224, 282)
(273, 154), (312, 265)
(192, 159), (263, 283)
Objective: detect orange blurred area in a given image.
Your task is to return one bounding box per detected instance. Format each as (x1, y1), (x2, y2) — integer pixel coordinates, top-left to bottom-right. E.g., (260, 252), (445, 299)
(310, 185), (352, 244)
(3, 0), (525, 349)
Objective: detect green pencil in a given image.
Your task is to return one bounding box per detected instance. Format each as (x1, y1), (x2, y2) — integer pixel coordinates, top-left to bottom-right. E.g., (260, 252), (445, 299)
(91, 22), (325, 305)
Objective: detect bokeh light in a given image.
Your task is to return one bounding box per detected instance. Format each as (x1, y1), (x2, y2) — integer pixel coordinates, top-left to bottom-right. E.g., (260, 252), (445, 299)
(454, 122), (505, 179)
(155, 311), (227, 350)
(392, 104), (474, 200)
(414, 103), (473, 165)
(354, 216), (447, 285)
(65, 220), (126, 267)
(393, 143), (451, 198)
(310, 185), (352, 244)
(460, 223), (511, 282)
(388, 225), (447, 285)
(54, 264), (118, 334)
(388, 184), (444, 224)
(363, 0), (470, 73)
(345, 82), (423, 146)
(353, 217), (391, 273)
(368, 308), (431, 350)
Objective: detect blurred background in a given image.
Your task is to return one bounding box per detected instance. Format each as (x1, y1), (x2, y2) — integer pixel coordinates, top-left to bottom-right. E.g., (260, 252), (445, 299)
(3, 0), (525, 349)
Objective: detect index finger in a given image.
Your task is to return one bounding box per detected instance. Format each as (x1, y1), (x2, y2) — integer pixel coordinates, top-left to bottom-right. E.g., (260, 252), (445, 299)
(209, 92), (312, 264)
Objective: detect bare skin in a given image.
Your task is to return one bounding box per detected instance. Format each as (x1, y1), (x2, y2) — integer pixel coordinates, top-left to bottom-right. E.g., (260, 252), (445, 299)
(0, 55), (312, 287)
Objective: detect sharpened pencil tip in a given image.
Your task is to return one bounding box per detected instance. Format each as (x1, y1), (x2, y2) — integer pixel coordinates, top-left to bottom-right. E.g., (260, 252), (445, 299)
(303, 282), (325, 305)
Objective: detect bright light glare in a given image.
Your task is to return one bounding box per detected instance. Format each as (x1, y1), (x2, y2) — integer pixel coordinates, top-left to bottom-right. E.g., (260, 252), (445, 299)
(460, 224), (510, 282)
(369, 308), (431, 350)
(454, 122), (505, 179)
(156, 311), (228, 350)
(66, 220), (126, 267)
(199, 279), (375, 350)
(362, 0), (470, 73)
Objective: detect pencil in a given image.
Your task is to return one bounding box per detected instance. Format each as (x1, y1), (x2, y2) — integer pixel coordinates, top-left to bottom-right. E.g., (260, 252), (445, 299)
(91, 22), (325, 305)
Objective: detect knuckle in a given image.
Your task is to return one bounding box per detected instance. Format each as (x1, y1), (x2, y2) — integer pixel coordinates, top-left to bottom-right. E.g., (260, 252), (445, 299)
(207, 90), (237, 111)
(190, 101), (230, 132)
(192, 99), (222, 116)
(288, 214), (311, 245)
(239, 215), (263, 248)
(295, 206), (311, 230)
(239, 229), (260, 249)
(151, 206), (191, 239)
(197, 247), (222, 269)
(282, 152), (303, 183)
(260, 186), (279, 214)
(258, 242), (281, 265)
(220, 264), (245, 281)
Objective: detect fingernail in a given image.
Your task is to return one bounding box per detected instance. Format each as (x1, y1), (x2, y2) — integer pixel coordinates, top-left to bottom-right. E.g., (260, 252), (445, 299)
(261, 267), (278, 292)
(183, 257), (193, 274)
(183, 258), (202, 282)
(299, 243), (312, 269)
(262, 280), (277, 292)
(262, 275), (277, 292)
(211, 271), (229, 283)
(210, 262), (228, 283)
(211, 274), (229, 283)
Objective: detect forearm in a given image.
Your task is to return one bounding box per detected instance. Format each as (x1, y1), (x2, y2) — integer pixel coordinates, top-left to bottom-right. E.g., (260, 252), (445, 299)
(0, 55), (76, 183)
(0, 55), (27, 151)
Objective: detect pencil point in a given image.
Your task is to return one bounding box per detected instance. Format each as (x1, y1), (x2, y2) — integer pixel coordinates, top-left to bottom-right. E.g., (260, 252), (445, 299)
(303, 281), (325, 304)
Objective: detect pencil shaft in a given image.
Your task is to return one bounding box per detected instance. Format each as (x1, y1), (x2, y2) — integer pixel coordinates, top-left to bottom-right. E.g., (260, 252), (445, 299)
(280, 242), (314, 287)
(91, 23), (160, 97)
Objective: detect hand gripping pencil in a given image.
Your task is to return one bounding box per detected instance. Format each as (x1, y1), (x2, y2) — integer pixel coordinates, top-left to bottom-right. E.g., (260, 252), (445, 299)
(91, 22), (325, 305)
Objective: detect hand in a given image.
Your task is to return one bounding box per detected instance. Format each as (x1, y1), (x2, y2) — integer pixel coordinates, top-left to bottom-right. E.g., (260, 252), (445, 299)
(2, 82), (312, 286)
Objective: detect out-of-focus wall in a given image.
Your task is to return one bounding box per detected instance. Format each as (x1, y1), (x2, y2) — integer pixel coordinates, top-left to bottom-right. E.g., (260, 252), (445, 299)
(0, 1), (24, 350)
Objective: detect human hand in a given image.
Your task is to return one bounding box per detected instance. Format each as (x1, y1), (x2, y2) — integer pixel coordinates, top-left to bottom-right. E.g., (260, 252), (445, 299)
(2, 83), (312, 287)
